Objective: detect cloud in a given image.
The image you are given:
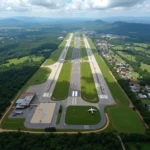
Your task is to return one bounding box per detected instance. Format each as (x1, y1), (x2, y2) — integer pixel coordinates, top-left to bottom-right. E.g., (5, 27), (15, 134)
(29, 0), (65, 9)
(0, 0), (148, 14)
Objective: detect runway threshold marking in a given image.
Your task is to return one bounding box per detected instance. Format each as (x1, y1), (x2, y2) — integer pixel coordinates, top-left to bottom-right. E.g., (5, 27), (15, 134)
(72, 91), (78, 105)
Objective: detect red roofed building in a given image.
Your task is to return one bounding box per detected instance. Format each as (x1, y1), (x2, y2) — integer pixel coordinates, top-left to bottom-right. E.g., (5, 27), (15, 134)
(120, 71), (126, 75)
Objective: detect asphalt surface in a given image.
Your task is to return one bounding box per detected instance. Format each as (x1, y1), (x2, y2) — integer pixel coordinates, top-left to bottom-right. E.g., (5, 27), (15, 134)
(23, 32), (115, 130)
(83, 35), (115, 105)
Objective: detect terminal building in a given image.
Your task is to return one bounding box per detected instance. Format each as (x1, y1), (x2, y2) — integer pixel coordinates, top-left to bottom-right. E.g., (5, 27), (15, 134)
(16, 93), (35, 109)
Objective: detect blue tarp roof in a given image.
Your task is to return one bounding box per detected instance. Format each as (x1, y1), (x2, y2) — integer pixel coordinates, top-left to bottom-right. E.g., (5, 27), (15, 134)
(16, 99), (24, 104)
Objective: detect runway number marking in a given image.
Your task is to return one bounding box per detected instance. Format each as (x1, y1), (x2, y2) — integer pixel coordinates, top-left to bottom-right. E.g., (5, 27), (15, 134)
(43, 93), (51, 97)
(99, 95), (108, 99)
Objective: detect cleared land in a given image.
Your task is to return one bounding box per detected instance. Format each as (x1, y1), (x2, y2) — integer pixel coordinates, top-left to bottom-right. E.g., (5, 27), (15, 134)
(81, 62), (99, 103)
(43, 34), (70, 65)
(117, 51), (136, 62)
(106, 105), (145, 133)
(65, 106), (101, 125)
(52, 62), (72, 100)
(3, 56), (44, 66)
(141, 63), (150, 72)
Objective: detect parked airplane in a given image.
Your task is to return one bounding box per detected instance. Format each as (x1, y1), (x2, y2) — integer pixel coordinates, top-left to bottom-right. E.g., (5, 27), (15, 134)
(87, 108), (96, 114)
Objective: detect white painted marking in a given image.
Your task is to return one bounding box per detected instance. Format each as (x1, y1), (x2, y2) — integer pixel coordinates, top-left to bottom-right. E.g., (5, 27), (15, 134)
(99, 95), (108, 99)
(75, 91), (78, 97)
(43, 93), (51, 97)
(72, 91), (75, 97)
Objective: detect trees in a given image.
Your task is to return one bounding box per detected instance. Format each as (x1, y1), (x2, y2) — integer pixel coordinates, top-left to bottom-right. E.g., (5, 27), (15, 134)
(0, 132), (122, 150)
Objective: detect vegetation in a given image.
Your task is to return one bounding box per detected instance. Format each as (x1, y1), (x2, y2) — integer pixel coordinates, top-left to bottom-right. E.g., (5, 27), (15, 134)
(65, 106), (101, 125)
(0, 132), (122, 150)
(88, 38), (129, 106)
(1, 67), (50, 130)
(52, 62), (72, 100)
(80, 62), (99, 103)
(0, 26), (63, 119)
(81, 38), (88, 60)
(43, 38), (68, 65)
(88, 38), (147, 133)
(65, 35), (74, 60)
(106, 105), (145, 133)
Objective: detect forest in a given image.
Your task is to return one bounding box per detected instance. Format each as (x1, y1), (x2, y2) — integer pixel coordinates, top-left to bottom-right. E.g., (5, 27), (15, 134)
(0, 132), (122, 150)
(0, 26), (66, 118)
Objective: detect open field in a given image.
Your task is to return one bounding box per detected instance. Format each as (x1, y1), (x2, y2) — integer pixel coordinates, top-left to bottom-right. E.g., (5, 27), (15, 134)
(106, 105), (145, 133)
(141, 63), (150, 72)
(3, 56), (44, 66)
(88, 38), (129, 106)
(65, 35), (74, 60)
(24, 67), (51, 90)
(65, 106), (101, 125)
(52, 62), (72, 100)
(81, 38), (88, 60)
(134, 43), (149, 48)
(43, 34), (69, 65)
(112, 45), (124, 50)
(81, 62), (99, 103)
(127, 142), (150, 150)
(117, 51), (136, 62)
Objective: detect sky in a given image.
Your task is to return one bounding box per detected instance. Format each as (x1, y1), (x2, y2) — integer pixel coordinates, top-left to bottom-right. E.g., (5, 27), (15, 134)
(0, 0), (150, 18)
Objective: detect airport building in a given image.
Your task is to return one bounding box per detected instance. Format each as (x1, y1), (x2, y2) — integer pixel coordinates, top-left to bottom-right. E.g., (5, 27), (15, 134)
(16, 93), (35, 109)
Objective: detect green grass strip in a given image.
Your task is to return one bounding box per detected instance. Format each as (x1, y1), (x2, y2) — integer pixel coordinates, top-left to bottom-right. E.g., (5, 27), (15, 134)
(81, 38), (88, 60)
(81, 62), (99, 103)
(65, 35), (74, 60)
(44, 33), (70, 65)
(52, 62), (72, 100)
(88, 38), (129, 106)
(65, 106), (101, 125)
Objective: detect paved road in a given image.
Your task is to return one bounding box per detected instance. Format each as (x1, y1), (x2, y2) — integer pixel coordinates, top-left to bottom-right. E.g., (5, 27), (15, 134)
(24, 32), (114, 130)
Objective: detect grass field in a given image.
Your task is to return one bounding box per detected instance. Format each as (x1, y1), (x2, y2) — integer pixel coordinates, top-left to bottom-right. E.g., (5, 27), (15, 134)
(4, 56), (44, 66)
(65, 35), (74, 60)
(80, 62), (99, 103)
(112, 45), (124, 50)
(24, 67), (51, 89)
(106, 105), (145, 133)
(117, 51), (136, 62)
(43, 34), (70, 65)
(127, 142), (150, 150)
(52, 62), (72, 100)
(88, 38), (129, 106)
(141, 63), (150, 72)
(134, 43), (149, 48)
(1, 67), (51, 131)
(81, 38), (88, 60)
(65, 106), (101, 125)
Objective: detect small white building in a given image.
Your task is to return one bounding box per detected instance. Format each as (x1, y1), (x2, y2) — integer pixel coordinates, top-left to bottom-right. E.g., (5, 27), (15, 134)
(138, 93), (147, 99)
